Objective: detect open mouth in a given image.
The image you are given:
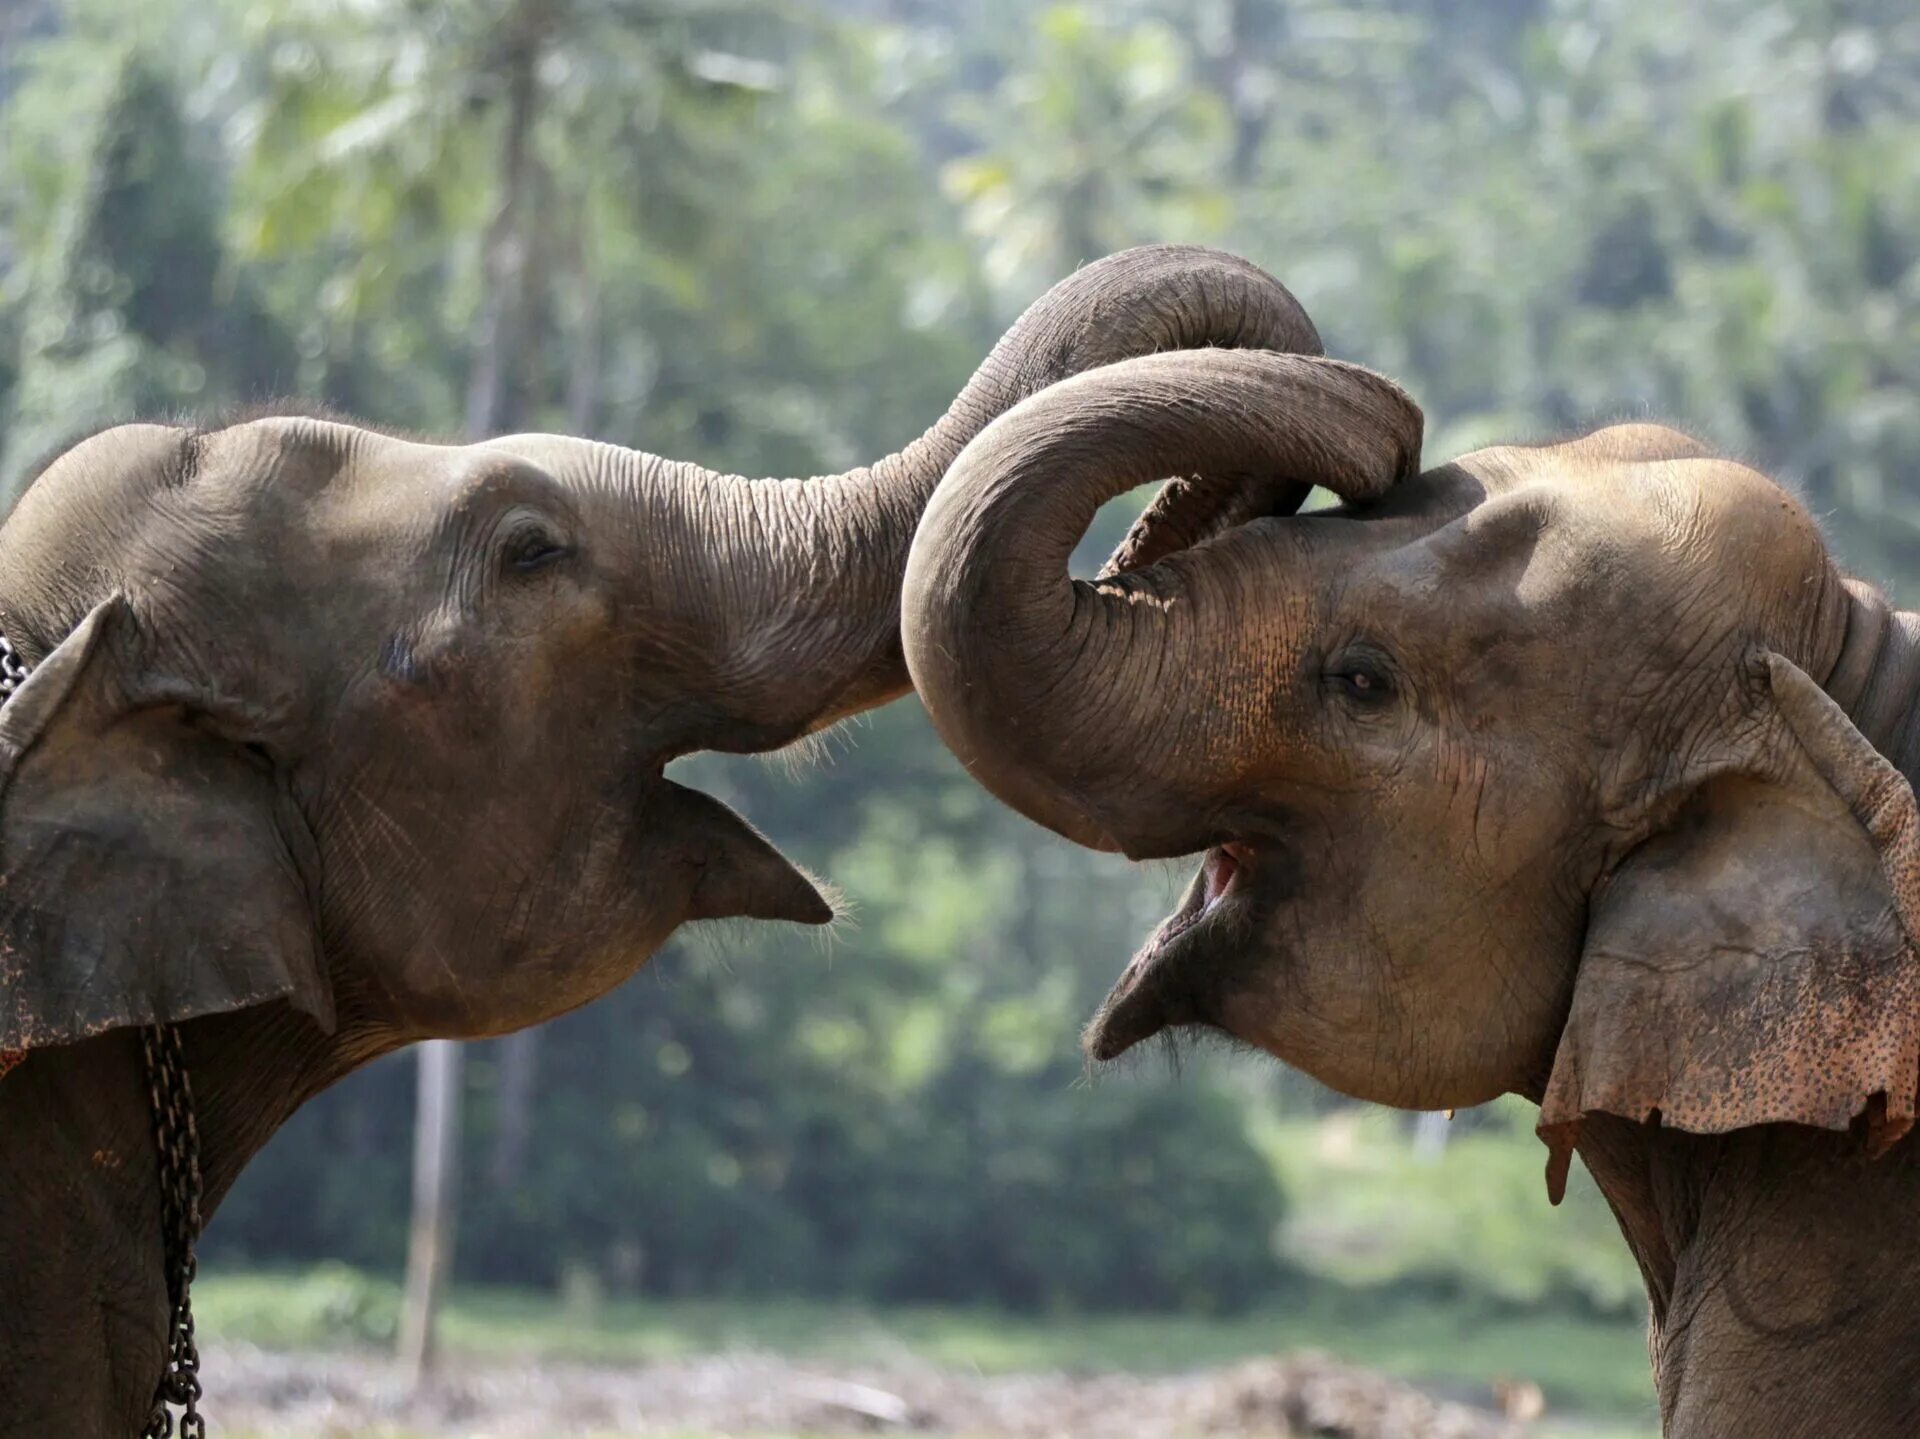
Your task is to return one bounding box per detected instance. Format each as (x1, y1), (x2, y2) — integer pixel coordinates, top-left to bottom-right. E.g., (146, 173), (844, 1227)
(1085, 841), (1258, 1061)
(1100, 473), (1315, 578)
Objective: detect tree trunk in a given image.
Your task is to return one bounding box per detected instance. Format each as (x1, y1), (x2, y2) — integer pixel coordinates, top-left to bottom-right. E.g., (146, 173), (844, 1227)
(1221, 0), (1269, 184)
(564, 232), (601, 434)
(399, 14), (543, 1384)
(398, 1038), (463, 1383)
(462, 21), (540, 438)
(1412, 1109), (1452, 1161)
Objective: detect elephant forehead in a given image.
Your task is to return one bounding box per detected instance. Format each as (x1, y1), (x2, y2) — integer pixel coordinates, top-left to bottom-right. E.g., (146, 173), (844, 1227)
(202, 426), (565, 556)
(1, 424), (191, 563)
(36, 421), (189, 488)
(224, 420), (392, 493)
(1543, 449), (1836, 645)
(1437, 442), (1826, 601)
(202, 418), (503, 502)
(197, 416), (356, 493)
(1470, 433), (1809, 554)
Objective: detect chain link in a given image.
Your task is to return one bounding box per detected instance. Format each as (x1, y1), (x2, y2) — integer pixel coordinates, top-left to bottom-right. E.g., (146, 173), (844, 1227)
(140, 1024), (207, 1439)
(0, 629), (207, 1436)
(0, 632), (30, 701)
(0, 637), (26, 1089)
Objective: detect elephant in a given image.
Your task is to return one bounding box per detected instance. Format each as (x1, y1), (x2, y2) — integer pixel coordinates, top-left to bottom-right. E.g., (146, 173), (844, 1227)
(902, 337), (1920, 1435)
(0, 244), (1319, 1432)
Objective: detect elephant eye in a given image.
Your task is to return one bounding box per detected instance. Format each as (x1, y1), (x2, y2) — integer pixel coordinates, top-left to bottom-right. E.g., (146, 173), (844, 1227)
(502, 525), (573, 575)
(1326, 650), (1395, 706)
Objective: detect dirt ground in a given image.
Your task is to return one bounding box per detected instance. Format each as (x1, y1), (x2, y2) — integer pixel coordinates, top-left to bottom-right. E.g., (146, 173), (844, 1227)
(210, 1344), (1549, 1438)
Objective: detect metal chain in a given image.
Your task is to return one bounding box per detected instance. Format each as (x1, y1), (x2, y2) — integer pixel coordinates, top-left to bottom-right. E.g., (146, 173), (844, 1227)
(0, 635), (25, 1087)
(0, 632), (29, 700)
(0, 628), (207, 1435)
(139, 1024), (207, 1439)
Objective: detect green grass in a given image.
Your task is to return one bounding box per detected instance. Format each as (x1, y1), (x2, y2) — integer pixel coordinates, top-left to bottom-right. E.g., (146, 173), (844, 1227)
(198, 1266), (1659, 1422)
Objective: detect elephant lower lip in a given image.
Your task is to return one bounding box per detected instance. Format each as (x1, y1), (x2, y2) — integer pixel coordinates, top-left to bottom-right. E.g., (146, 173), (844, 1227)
(1086, 984), (1175, 1061)
(1086, 945), (1197, 1060)
(1085, 843), (1256, 1061)
(1086, 936), (1213, 1060)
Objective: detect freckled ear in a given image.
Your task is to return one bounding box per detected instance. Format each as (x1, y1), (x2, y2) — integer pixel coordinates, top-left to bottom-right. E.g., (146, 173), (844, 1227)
(0, 596), (329, 1050)
(652, 780), (834, 927)
(1538, 652), (1920, 1203)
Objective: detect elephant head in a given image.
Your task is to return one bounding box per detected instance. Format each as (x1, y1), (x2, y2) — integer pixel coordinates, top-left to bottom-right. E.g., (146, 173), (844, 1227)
(0, 245), (1327, 1056)
(903, 348), (1920, 1197)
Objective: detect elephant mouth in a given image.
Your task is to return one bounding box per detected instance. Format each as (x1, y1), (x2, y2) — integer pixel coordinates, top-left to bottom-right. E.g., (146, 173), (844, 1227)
(1085, 841), (1260, 1061)
(1099, 471), (1317, 579)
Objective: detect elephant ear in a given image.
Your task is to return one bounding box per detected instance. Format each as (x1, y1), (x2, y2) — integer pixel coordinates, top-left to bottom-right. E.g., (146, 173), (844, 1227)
(1538, 651), (1920, 1203)
(0, 596), (329, 1052)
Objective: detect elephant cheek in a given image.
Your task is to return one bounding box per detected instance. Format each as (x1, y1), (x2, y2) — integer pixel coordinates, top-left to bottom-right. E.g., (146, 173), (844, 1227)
(1214, 960), (1409, 1103)
(1214, 984), (1303, 1062)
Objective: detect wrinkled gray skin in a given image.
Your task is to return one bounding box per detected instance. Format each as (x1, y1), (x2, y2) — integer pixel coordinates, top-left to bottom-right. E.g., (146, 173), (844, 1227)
(903, 344), (1920, 1436)
(0, 245), (1323, 1432)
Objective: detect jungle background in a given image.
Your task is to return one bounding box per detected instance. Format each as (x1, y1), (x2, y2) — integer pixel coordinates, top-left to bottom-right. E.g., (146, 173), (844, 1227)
(4, 0), (1919, 1434)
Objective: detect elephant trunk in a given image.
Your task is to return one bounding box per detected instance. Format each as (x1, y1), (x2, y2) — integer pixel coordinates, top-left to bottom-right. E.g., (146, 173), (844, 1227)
(900, 349), (1423, 857)
(624, 246), (1327, 751)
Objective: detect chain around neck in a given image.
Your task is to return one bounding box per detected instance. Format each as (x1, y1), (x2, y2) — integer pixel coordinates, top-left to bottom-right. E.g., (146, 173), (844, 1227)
(0, 626), (209, 1436)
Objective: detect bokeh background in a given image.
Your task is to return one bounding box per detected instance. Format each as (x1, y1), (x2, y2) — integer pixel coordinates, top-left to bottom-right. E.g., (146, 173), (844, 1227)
(4, 2), (1919, 1435)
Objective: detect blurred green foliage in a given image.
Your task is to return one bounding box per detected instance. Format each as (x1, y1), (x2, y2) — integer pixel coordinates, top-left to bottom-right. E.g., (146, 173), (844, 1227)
(1257, 1100), (1642, 1316)
(2, 0), (1917, 1324)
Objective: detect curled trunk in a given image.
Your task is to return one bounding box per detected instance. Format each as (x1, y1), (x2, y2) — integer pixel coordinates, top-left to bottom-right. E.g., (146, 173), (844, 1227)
(901, 349), (1423, 856)
(497, 247), (1327, 752)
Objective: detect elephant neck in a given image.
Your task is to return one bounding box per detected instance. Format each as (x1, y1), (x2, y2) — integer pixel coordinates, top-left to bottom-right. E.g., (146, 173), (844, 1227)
(1575, 1115), (1920, 1436)
(188, 1000), (397, 1209)
(0, 1003), (393, 1428)
(1823, 578), (1920, 787)
(1559, 574), (1920, 1435)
